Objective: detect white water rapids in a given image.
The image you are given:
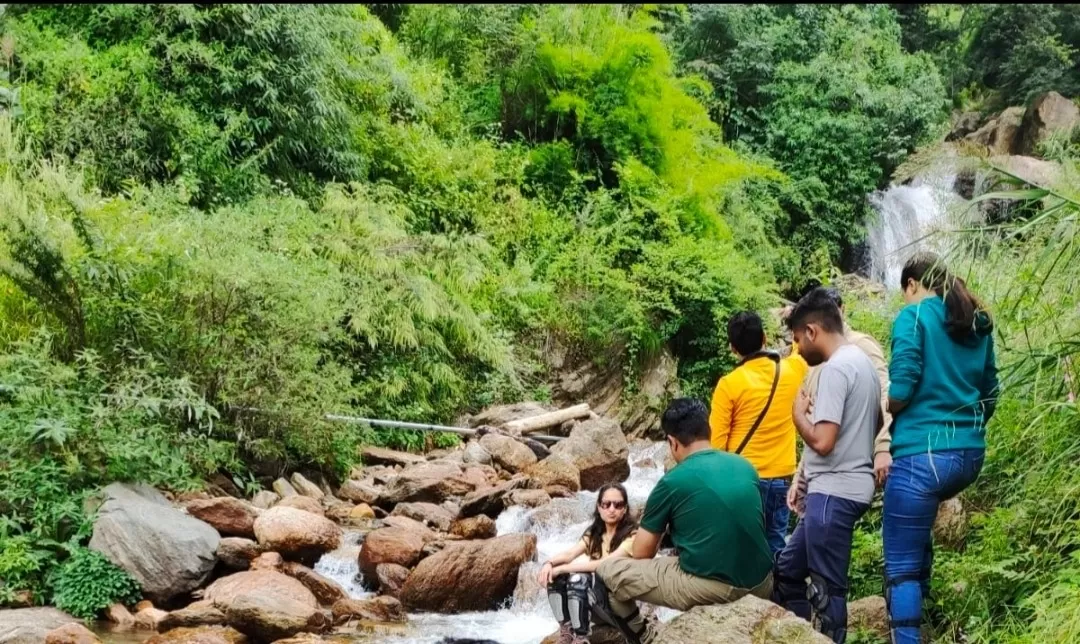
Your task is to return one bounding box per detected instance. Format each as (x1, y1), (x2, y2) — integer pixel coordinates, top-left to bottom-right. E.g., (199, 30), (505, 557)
(312, 442), (676, 643)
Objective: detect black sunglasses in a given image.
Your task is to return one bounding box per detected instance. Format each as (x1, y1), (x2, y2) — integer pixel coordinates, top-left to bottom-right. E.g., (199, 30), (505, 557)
(599, 500), (626, 510)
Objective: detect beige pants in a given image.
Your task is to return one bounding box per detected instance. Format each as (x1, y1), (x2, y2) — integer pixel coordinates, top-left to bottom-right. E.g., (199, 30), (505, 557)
(596, 557), (773, 642)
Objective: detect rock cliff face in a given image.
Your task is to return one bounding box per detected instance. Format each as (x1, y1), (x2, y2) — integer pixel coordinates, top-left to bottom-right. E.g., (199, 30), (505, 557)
(951, 91), (1079, 159)
(544, 339), (679, 440)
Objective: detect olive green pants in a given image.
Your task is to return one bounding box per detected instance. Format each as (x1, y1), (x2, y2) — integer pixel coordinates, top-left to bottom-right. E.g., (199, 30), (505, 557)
(596, 556), (773, 643)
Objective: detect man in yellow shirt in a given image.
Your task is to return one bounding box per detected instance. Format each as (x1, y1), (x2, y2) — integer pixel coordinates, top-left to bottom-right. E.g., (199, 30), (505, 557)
(710, 311), (809, 554)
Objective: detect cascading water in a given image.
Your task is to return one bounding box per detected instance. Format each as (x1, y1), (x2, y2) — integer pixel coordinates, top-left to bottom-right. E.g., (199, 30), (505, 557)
(314, 442), (675, 644)
(866, 159), (974, 288)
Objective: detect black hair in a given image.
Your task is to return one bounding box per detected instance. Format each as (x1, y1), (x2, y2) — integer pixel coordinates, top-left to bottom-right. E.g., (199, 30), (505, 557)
(660, 398), (711, 446)
(582, 483), (637, 560)
(900, 252), (991, 341)
(727, 311), (765, 356)
(821, 286), (843, 309)
(786, 287), (844, 333)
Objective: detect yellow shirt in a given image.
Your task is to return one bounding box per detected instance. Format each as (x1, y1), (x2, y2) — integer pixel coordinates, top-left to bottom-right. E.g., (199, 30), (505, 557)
(710, 352), (809, 478)
(580, 530), (637, 559)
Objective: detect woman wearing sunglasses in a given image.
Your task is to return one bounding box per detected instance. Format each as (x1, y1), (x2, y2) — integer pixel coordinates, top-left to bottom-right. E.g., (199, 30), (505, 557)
(539, 483), (638, 644)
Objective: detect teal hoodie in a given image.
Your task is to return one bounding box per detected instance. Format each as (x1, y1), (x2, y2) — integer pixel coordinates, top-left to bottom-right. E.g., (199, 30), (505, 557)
(888, 296), (999, 459)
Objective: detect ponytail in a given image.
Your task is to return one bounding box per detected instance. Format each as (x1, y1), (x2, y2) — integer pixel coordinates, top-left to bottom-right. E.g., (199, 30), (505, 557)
(900, 252), (992, 341)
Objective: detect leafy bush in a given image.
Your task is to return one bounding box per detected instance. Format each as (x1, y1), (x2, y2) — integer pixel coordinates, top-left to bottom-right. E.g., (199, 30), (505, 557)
(49, 547), (140, 619)
(672, 4), (948, 270)
(2, 4), (446, 206)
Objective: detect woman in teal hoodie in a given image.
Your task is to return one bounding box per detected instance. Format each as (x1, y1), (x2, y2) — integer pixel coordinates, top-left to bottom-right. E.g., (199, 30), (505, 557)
(882, 252), (999, 644)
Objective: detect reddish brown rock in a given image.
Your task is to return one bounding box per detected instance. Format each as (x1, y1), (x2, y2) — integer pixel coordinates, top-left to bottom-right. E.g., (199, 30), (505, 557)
(289, 473), (325, 500)
(389, 502), (456, 532)
(360, 447), (426, 468)
(105, 603), (135, 628)
(250, 552), (284, 571)
(506, 489), (551, 508)
(337, 480), (380, 505)
(159, 601), (227, 630)
(525, 454), (581, 492)
(459, 478), (532, 519)
(217, 538), (263, 570)
(203, 570), (317, 613)
(545, 485), (575, 499)
(223, 592), (325, 642)
(274, 496), (325, 517)
(44, 623), (101, 644)
(381, 516), (437, 543)
(135, 607), (170, 631)
(450, 515), (497, 540)
(357, 527), (425, 583)
(144, 626), (248, 644)
(1017, 91), (1080, 155)
(323, 502), (355, 524)
(479, 433), (538, 474)
(135, 601), (154, 613)
(549, 418), (629, 490)
(330, 596), (406, 624)
(250, 491), (280, 510)
(280, 562), (348, 607)
(374, 564), (410, 599)
(253, 507), (341, 564)
(376, 462), (478, 507)
(400, 534), (538, 613)
(184, 498), (260, 539)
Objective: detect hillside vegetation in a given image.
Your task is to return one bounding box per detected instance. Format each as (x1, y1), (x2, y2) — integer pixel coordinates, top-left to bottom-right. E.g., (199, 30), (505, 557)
(0, 5), (1078, 641)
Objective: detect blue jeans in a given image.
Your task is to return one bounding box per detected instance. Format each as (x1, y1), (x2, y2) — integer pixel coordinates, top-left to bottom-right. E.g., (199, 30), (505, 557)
(773, 493), (869, 643)
(758, 477), (791, 555)
(883, 449), (984, 644)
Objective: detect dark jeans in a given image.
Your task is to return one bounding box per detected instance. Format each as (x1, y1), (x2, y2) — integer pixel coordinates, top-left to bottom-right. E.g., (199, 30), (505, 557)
(883, 449), (984, 644)
(758, 477), (791, 555)
(773, 492), (869, 643)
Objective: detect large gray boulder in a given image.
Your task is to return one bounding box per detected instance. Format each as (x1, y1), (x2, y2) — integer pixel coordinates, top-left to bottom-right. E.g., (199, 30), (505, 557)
(88, 483), (220, 604)
(656, 596), (830, 643)
(0, 608), (80, 644)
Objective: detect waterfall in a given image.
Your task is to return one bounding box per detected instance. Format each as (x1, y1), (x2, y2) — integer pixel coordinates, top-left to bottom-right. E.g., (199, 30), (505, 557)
(866, 160), (972, 288)
(315, 442), (674, 644)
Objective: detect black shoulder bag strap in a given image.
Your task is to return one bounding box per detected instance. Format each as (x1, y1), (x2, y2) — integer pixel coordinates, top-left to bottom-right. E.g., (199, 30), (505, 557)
(734, 352), (782, 455)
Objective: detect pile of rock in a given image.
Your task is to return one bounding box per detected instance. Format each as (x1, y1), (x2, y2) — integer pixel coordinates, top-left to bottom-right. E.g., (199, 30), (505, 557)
(5, 402), (631, 644)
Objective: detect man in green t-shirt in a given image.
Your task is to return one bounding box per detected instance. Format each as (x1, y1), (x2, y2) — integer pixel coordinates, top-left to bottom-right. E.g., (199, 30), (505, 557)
(595, 398), (774, 643)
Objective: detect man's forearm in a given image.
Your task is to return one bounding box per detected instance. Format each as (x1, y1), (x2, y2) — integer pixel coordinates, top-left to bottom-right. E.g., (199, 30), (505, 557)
(794, 410), (815, 447)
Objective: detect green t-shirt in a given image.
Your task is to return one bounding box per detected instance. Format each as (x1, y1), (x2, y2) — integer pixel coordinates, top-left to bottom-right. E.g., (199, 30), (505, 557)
(640, 448), (772, 589)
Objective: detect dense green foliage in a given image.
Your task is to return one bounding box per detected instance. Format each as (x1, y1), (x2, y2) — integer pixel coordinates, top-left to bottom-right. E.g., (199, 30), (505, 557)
(894, 4), (1080, 109)
(0, 4), (1078, 640)
(671, 5), (947, 270)
(0, 3), (787, 606)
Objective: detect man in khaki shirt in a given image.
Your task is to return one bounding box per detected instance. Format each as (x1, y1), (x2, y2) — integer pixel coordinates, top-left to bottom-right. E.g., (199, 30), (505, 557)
(787, 288), (893, 515)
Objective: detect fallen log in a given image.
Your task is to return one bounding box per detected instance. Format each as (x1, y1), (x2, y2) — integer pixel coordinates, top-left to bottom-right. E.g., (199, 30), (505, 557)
(503, 403), (591, 434)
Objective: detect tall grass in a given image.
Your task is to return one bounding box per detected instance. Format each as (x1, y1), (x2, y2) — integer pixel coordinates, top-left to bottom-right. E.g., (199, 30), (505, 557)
(928, 151), (1080, 642)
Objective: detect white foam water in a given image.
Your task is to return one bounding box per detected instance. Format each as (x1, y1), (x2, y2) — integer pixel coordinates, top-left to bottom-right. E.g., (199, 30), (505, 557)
(313, 529), (372, 600)
(315, 442), (673, 643)
(866, 159), (973, 288)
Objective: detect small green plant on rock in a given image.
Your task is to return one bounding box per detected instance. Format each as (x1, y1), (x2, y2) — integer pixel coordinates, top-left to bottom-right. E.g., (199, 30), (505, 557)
(49, 547), (141, 620)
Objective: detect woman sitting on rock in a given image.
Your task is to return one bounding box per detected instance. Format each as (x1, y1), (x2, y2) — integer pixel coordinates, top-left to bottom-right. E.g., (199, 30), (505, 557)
(538, 483), (638, 644)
